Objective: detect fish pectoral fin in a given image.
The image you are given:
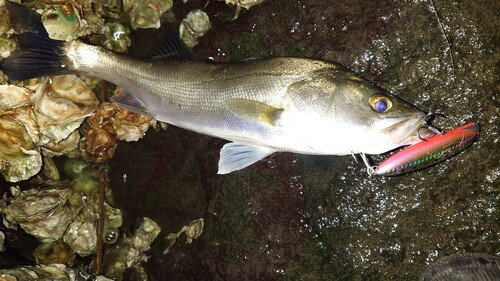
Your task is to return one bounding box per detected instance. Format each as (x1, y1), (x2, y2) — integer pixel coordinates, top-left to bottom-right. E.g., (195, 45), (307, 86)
(218, 143), (275, 174)
(111, 88), (151, 116)
(226, 98), (283, 126)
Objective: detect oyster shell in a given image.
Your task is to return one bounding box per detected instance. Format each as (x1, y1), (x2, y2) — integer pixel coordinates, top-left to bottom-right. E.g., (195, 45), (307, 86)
(0, 37), (16, 59)
(0, 75), (99, 182)
(113, 104), (156, 142)
(225, 0), (265, 19)
(63, 220), (97, 257)
(0, 84), (31, 111)
(0, 263), (113, 281)
(225, 0), (265, 10)
(0, 4), (10, 36)
(4, 188), (72, 242)
(186, 218), (204, 243)
(40, 155), (61, 181)
(41, 4), (81, 41)
(163, 218), (204, 254)
(105, 202), (123, 230)
(33, 239), (75, 265)
(103, 217), (160, 280)
(0, 230), (4, 252)
(102, 22), (132, 53)
(80, 102), (154, 164)
(0, 106), (42, 182)
(129, 0), (173, 30)
(179, 10), (212, 48)
(42, 130), (81, 158)
(33, 75), (99, 146)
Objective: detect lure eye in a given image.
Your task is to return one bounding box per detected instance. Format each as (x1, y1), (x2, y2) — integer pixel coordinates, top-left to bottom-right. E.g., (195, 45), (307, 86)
(369, 93), (392, 113)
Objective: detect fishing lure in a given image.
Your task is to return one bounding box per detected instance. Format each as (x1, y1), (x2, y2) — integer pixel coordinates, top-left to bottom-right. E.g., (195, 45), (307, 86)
(375, 122), (480, 176)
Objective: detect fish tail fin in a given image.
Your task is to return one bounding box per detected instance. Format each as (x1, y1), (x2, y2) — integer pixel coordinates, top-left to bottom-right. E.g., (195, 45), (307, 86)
(0, 1), (70, 81)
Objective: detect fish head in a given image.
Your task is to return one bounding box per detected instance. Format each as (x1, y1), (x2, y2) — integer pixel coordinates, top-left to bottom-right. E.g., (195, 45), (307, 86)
(283, 70), (433, 155)
(361, 93), (431, 153)
(336, 89), (432, 154)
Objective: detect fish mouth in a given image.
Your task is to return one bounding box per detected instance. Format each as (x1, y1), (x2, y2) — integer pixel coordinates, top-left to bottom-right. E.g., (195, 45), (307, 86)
(397, 114), (440, 146)
(381, 112), (438, 146)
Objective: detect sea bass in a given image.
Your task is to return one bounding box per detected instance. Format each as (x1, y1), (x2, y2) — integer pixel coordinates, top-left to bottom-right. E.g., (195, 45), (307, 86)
(0, 2), (434, 174)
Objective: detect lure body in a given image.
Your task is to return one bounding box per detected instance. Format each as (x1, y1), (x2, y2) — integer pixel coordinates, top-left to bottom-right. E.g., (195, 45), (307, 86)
(375, 122), (480, 176)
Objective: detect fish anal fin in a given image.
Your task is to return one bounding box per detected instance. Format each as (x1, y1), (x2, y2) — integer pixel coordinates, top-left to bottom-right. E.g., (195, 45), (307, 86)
(218, 143), (275, 174)
(111, 88), (151, 116)
(226, 98), (283, 126)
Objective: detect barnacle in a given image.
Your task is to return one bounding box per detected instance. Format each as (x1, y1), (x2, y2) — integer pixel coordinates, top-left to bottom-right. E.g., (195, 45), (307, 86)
(179, 10), (212, 48)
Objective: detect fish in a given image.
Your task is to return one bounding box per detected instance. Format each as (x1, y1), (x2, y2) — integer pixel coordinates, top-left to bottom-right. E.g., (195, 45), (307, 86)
(0, 1), (434, 174)
(374, 122), (480, 176)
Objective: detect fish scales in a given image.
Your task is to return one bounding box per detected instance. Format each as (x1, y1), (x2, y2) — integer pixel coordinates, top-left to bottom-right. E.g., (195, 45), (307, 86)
(0, 1), (434, 174)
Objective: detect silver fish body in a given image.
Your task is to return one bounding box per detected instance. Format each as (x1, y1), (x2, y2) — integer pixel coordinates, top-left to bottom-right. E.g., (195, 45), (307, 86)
(1, 2), (430, 174)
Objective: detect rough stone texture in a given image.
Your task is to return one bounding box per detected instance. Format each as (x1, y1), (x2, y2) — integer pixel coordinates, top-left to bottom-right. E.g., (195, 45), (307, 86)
(108, 0), (499, 280)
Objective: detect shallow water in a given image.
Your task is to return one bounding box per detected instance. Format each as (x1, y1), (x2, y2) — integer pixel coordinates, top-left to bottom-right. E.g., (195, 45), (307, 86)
(109, 0), (498, 280)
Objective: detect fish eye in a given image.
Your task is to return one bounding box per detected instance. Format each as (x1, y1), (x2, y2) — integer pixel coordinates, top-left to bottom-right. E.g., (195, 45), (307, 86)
(369, 93), (393, 113)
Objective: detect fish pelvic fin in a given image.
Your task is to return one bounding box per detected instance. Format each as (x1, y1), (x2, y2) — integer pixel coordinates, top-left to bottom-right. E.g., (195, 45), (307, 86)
(111, 88), (151, 116)
(218, 143), (275, 174)
(0, 1), (70, 81)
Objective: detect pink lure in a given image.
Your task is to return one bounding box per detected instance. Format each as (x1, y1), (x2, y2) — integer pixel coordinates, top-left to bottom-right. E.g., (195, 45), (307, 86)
(375, 122), (480, 176)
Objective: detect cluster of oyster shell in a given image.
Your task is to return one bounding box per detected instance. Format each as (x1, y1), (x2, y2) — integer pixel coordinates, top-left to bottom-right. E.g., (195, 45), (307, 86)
(80, 101), (156, 164)
(0, 0), (261, 278)
(0, 0), (218, 182)
(0, 75), (98, 182)
(0, 158), (122, 257)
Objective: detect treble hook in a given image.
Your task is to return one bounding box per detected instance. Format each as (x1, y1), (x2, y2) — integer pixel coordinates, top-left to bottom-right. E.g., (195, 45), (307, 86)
(417, 111), (445, 141)
(425, 111), (446, 123)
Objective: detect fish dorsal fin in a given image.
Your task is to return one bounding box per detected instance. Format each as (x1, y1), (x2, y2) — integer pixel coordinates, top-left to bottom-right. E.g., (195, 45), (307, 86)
(218, 143), (275, 174)
(111, 88), (151, 116)
(151, 30), (198, 59)
(226, 98), (283, 126)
